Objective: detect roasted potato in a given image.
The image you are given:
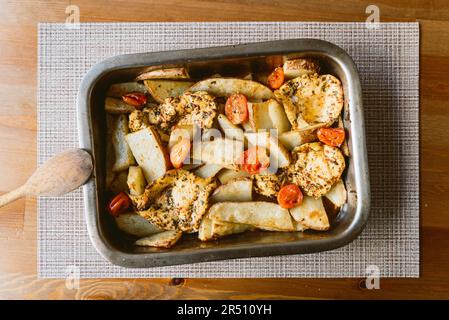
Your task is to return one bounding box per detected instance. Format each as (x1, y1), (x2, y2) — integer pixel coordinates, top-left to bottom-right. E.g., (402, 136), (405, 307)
(248, 99), (290, 134)
(278, 123), (325, 150)
(198, 217), (252, 241)
(105, 114), (116, 188)
(210, 179), (253, 203)
(190, 78), (274, 101)
(125, 127), (169, 183)
(106, 82), (147, 98)
(143, 80), (194, 103)
(127, 166), (147, 196)
(209, 201), (294, 231)
(289, 196), (330, 231)
(192, 138), (244, 168)
(194, 163), (223, 179)
(109, 170), (129, 194)
(135, 230), (182, 248)
(217, 114), (244, 141)
(105, 97), (137, 114)
(111, 114), (135, 172)
(217, 168), (250, 184)
(136, 67), (190, 81)
(115, 213), (162, 237)
(324, 179), (347, 209)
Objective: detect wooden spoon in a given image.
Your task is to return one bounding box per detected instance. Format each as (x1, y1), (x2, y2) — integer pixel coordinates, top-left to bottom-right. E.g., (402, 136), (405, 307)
(0, 149), (93, 208)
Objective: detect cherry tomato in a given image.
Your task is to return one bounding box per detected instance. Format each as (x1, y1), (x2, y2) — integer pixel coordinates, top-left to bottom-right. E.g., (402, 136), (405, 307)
(317, 127), (346, 147)
(122, 92), (147, 107)
(267, 67), (284, 89)
(277, 184), (303, 209)
(107, 192), (132, 217)
(225, 93), (248, 125)
(240, 147), (270, 174)
(170, 138), (191, 169)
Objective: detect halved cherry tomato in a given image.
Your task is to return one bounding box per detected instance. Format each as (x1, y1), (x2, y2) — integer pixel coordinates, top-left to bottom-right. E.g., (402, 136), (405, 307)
(122, 92), (147, 107)
(267, 67), (284, 89)
(277, 184), (303, 209)
(317, 127), (346, 147)
(107, 192), (132, 217)
(225, 93), (248, 125)
(240, 147), (270, 175)
(170, 138), (191, 169)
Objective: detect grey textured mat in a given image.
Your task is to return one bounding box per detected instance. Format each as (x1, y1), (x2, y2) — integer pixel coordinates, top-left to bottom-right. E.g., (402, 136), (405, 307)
(38, 22), (419, 278)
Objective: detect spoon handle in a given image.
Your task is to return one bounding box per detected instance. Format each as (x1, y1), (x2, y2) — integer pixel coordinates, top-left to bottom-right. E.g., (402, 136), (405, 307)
(0, 184), (28, 208)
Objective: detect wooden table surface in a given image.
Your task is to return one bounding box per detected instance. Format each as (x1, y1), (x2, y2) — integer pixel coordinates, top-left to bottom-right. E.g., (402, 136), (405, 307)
(0, 0), (448, 300)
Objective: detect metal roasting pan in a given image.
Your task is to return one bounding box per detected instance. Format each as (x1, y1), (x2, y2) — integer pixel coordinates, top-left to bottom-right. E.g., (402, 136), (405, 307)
(77, 39), (370, 268)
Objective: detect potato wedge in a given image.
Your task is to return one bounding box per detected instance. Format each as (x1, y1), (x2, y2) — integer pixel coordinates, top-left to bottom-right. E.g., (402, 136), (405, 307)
(109, 170), (129, 194)
(248, 99), (290, 134)
(190, 78), (274, 100)
(135, 230), (182, 248)
(217, 114), (244, 141)
(115, 213), (162, 237)
(144, 80), (194, 103)
(278, 125), (324, 150)
(248, 101), (272, 131)
(106, 82), (147, 98)
(105, 114), (116, 188)
(136, 67), (190, 81)
(198, 217), (252, 241)
(289, 196), (330, 231)
(127, 166), (147, 196)
(192, 138), (244, 168)
(194, 163), (223, 179)
(283, 59), (320, 79)
(125, 127), (169, 183)
(210, 179), (253, 203)
(112, 114), (135, 172)
(245, 132), (291, 169)
(268, 99), (291, 134)
(209, 202), (294, 231)
(198, 217), (213, 241)
(337, 116), (350, 157)
(324, 179), (347, 208)
(105, 97), (136, 114)
(217, 169), (250, 184)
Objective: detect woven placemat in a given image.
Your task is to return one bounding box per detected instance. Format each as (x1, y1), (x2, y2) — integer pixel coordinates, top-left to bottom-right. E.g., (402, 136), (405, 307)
(38, 22), (419, 278)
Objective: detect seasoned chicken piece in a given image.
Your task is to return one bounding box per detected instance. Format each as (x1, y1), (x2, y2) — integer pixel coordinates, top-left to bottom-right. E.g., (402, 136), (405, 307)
(132, 91), (218, 138)
(128, 109), (150, 132)
(274, 74), (343, 130)
(253, 173), (282, 198)
(176, 91), (218, 129)
(131, 169), (217, 232)
(146, 97), (179, 133)
(287, 142), (345, 199)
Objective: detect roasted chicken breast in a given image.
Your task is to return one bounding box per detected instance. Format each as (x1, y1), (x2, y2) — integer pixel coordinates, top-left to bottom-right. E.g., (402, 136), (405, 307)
(129, 91), (217, 138)
(253, 173), (283, 198)
(274, 74), (343, 130)
(131, 169), (217, 232)
(287, 142), (345, 198)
